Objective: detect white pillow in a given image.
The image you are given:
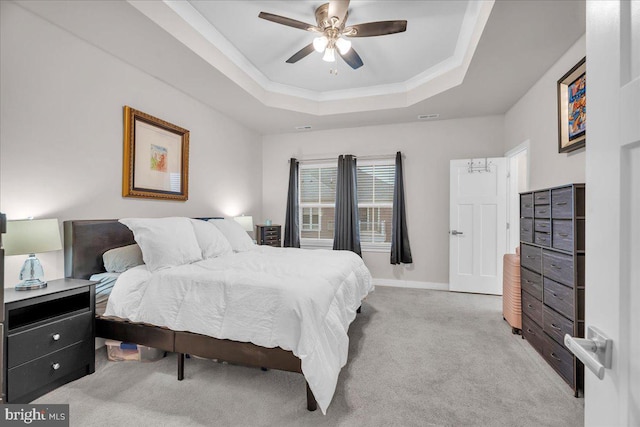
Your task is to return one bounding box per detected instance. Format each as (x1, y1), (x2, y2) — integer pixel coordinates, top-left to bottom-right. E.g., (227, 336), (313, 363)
(103, 244), (144, 273)
(189, 219), (232, 258)
(119, 217), (203, 271)
(208, 218), (254, 252)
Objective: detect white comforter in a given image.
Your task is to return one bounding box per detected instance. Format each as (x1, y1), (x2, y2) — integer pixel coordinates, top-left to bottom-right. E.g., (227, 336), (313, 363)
(104, 245), (373, 414)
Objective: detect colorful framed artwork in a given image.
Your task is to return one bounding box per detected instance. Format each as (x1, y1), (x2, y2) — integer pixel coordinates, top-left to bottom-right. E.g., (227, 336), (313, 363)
(557, 57), (586, 153)
(122, 106), (190, 201)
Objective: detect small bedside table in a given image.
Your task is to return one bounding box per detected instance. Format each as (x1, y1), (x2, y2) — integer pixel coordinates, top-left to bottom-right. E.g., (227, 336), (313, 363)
(256, 224), (281, 247)
(3, 278), (96, 403)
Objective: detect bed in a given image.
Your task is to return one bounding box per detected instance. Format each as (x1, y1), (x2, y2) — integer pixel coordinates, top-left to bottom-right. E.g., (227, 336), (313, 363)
(63, 218), (372, 414)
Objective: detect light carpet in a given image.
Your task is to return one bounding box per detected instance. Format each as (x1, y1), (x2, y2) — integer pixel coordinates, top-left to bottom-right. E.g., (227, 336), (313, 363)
(34, 286), (584, 426)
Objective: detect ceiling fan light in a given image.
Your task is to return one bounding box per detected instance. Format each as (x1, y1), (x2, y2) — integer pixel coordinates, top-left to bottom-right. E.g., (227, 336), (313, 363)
(313, 36), (328, 53)
(322, 47), (336, 62)
(335, 37), (352, 55)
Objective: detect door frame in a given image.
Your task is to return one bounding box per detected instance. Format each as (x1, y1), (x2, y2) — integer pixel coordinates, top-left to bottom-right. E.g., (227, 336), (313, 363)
(505, 141), (530, 254)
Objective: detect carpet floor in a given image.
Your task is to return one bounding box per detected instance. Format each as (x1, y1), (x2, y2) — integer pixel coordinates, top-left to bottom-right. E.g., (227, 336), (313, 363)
(34, 286), (584, 426)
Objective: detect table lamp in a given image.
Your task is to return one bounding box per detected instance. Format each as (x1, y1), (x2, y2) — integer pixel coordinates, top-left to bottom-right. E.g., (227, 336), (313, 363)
(3, 218), (62, 290)
(233, 215), (254, 233)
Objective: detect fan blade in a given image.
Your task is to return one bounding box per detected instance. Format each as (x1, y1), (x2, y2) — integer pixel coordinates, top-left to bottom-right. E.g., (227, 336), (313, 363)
(346, 20), (407, 37)
(339, 47), (363, 69)
(286, 43), (315, 64)
(328, 0), (350, 24)
(258, 12), (317, 31)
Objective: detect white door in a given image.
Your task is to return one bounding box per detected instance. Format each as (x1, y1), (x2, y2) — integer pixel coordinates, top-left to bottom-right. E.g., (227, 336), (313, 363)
(581, 1), (640, 425)
(449, 158), (507, 295)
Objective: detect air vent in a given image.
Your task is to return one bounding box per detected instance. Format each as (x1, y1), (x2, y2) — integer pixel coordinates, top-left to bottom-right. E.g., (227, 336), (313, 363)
(418, 114), (440, 120)
(295, 125), (312, 131)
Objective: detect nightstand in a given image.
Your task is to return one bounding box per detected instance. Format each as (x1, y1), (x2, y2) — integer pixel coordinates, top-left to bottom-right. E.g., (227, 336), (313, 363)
(3, 278), (96, 403)
(256, 225), (282, 247)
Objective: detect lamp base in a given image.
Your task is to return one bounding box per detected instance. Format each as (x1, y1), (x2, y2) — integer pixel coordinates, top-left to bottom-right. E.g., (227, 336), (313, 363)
(15, 278), (48, 291)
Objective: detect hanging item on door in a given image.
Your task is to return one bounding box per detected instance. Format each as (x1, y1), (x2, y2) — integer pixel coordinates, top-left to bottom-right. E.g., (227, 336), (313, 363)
(467, 158), (493, 173)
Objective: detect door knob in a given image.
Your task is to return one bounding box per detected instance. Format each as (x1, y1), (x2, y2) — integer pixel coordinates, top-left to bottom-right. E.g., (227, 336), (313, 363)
(564, 326), (612, 380)
(450, 230), (464, 235)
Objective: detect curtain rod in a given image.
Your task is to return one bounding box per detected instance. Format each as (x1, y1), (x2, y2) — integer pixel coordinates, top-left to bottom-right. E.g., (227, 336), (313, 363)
(290, 153), (404, 164)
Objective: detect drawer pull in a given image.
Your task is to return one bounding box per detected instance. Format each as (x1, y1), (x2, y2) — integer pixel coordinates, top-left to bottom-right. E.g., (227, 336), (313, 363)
(52, 362), (61, 370)
(525, 279), (533, 284)
(52, 333), (61, 341)
(550, 323), (562, 330)
(559, 233), (569, 237)
(538, 209), (548, 213)
(523, 228), (530, 232)
(524, 204), (532, 208)
(538, 223), (548, 228)
(526, 255), (536, 259)
(550, 352), (562, 361)
(555, 202), (568, 206)
(527, 328), (535, 335)
(550, 263), (562, 269)
(527, 304), (534, 309)
(536, 196), (547, 199)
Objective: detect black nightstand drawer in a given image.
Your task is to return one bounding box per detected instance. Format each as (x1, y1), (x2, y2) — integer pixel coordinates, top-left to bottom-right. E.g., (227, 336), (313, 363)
(256, 225), (281, 247)
(8, 311), (92, 369)
(7, 340), (92, 403)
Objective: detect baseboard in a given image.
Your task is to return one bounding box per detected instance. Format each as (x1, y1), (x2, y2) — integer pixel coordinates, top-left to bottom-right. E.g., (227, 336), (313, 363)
(373, 279), (449, 291)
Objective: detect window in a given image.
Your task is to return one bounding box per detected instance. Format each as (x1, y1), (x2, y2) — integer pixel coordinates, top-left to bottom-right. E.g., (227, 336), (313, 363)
(357, 162), (394, 246)
(299, 159), (395, 250)
(299, 165), (336, 241)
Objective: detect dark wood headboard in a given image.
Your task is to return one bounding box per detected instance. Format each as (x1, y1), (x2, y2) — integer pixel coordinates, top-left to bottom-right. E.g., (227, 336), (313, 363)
(64, 220), (134, 279)
(63, 218), (224, 280)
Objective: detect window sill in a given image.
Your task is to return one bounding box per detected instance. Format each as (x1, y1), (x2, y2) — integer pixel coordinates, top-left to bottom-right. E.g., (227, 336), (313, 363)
(300, 239), (390, 253)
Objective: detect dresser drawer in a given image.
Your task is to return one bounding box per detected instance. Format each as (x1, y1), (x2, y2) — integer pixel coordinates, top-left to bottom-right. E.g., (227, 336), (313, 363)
(534, 232), (551, 247)
(534, 190), (550, 205)
(522, 291), (543, 326)
(521, 267), (543, 300)
(543, 250), (574, 287)
(8, 311), (93, 369)
(544, 278), (575, 320)
(521, 194), (534, 218)
(552, 220), (574, 252)
(534, 205), (551, 219)
(534, 219), (550, 232)
(543, 305), (574, 345)
(543, 335), (574, 385)
(522, 314), (544, 354)
(552, 187), (574, 219)
(521, 244), (542, 273)
(520, 219), (533, 243)
(7, 340), (92, 403)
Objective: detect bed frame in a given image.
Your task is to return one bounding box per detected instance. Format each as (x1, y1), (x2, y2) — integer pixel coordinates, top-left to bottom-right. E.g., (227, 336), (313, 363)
(63, 219), (318, 411)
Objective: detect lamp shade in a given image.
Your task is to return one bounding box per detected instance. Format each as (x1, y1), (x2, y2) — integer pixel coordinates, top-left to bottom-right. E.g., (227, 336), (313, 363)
(233, 215), (254, 232)
(4, 218), (62, 256)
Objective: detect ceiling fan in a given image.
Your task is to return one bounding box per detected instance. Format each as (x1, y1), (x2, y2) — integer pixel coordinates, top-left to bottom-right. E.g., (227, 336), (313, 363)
(258, 0), (407, 70)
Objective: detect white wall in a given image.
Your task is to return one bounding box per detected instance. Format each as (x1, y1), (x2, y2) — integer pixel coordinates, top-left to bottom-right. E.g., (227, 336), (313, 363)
(0, 2), (262, 286)
(262, 116), (504, 286)
(504, 35), (586, 190)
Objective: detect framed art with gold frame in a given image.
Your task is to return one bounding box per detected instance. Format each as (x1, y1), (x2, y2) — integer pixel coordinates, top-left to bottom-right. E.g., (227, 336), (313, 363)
(557, 57), (586, 153)
(122, 106), (189, 201)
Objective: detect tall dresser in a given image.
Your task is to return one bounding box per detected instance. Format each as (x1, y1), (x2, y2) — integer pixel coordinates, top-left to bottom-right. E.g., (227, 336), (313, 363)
(520, 184), (585, 396)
